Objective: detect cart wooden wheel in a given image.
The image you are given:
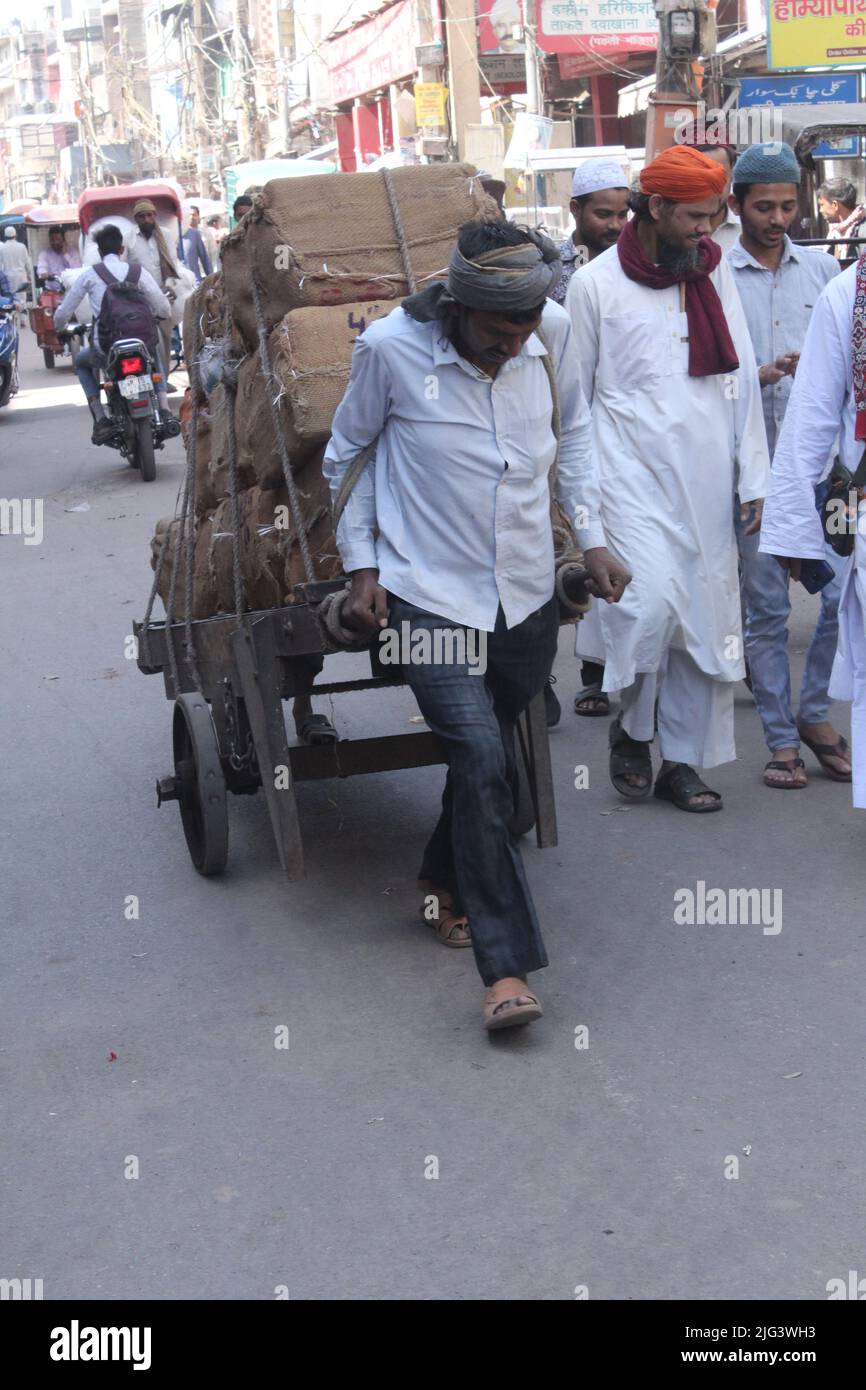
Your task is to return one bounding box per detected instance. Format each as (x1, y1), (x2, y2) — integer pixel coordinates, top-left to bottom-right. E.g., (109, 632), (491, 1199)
(172, 693), (228, 875)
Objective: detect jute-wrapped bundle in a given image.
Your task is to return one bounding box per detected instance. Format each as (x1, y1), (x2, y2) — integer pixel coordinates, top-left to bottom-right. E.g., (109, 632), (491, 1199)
(154, 448), (342, 619)
(220, 163), (497, 349)
(235, 299), (392, 484)
(181, 271), (225, 367)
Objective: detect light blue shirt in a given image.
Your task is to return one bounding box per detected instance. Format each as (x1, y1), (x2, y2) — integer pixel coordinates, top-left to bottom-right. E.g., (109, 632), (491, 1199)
(726, 234), (839, 456)
(323, 300), (601, 632)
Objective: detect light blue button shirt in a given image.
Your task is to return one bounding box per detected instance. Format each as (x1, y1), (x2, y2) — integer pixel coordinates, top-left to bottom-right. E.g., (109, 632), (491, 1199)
(323, 301), (601, 632)
(726, 234), (839, 456)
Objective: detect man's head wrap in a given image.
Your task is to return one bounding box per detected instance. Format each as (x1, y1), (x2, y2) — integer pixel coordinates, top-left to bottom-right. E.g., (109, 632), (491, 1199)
(732, 142), (801, 188)
(133, 199), (156, 217)
(640, 146), (729, 203)
(447, 226), (562, 311)
(403, 225), (561, 322)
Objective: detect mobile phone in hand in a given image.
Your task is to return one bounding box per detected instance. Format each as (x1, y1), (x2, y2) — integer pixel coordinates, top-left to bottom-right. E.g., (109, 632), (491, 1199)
(799, 558), (835, 593)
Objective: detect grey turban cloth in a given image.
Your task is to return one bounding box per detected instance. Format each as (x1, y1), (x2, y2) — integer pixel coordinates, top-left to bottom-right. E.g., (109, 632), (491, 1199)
(402, 226), (562, 322)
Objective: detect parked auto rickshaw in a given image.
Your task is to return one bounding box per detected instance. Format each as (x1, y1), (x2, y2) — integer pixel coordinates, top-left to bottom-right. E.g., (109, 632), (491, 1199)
(24, 204), (83, 369)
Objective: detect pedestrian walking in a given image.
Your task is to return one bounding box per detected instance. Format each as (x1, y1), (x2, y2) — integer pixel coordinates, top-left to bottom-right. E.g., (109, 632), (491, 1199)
(324, 218), (628, 1030)
(567, 144), (770, 812)
(727, 142), (848, 789)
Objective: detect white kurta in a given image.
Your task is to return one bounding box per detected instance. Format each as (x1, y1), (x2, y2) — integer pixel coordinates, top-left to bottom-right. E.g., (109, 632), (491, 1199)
(758, 262), (866, 806)
(566, 243), (770, 692)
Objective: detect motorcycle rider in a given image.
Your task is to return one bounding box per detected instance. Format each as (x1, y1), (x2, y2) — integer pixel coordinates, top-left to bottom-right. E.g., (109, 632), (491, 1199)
(54, 223), (180, 445)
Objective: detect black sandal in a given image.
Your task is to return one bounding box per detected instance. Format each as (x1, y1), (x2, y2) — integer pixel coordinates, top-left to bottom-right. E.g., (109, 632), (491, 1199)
(797, 729), (852, 782)
(295, 713), (337, 746)
(574, 684), (611, 717)
(608, 715), (652, 798)
(654, 763), (722, 813)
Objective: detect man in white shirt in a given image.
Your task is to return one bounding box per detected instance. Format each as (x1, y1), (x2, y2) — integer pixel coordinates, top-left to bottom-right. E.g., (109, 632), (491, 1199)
(759, 254), (866, 808)
(0, 227), (32, 323)
(325, 219), (629, 1032)
(54, 223), (178, 444)
(124, 198), (179, 389)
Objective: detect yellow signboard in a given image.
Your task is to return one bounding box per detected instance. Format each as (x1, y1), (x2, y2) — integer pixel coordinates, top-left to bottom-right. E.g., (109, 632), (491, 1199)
(415, 82), (448, 128)
(768, 0), (866, 70)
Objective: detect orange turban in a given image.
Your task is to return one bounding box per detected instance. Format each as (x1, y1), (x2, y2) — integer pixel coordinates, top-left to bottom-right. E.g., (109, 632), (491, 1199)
(639, 145), (728, 203)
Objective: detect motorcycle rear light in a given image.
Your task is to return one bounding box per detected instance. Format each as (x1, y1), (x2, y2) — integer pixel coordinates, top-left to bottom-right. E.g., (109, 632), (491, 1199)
(120, 356), (144, 375)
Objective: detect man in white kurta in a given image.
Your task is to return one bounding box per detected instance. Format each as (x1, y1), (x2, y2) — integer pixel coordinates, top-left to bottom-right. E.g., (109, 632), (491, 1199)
(758, 256), (866, 807)
(567, 144), (771, 810)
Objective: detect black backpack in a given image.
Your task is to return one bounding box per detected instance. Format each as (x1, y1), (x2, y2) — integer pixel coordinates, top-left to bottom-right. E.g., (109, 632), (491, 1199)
(93, 262), (158, 353)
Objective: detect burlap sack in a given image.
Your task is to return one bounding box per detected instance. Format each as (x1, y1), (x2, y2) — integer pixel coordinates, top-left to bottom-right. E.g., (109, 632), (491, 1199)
(221, 163), (498, 348)
(273, 300), (391, 447)
(203, 382), (257, 505)
(182, 271), (225, 367)
(234, 350), (299, 488)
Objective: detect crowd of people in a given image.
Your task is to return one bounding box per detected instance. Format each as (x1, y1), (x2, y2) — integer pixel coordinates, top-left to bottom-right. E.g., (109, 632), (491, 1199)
(324, 136), (863, 1032)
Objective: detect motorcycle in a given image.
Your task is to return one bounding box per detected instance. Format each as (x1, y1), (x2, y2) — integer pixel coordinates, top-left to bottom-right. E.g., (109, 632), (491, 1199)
(0, 287), (20, 410)
(59, 327), (164, 481)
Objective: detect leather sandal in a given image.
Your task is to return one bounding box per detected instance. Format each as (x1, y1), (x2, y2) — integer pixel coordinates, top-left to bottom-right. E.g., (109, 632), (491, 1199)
(417, 882), (471, 948)
(797, 728), (852, 782)
(763, 756), (807, 789)
(609, 714), (652, 797)
(484, 988), (543, 1032)
(654, 763), (722, 813)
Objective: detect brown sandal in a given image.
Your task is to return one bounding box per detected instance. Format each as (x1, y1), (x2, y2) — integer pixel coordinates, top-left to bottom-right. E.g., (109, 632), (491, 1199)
(763, 756), (807, 789)
(418, 883), (471, 948)
(797, 730), (852, 782)
(483, 989), (543, 1032)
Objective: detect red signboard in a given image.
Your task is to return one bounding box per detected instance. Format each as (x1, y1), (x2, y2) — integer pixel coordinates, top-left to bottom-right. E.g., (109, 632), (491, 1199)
(325, 0), (418, 104)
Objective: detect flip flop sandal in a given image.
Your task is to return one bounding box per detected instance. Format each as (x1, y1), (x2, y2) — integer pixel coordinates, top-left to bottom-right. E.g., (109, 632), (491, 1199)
(484, 991), (543, 1032)
(609, 715), (652, 798)
(763, 757), (807, 789)
(574, 685), (611, 717)
(654, 763), (723, 813)
(295, 713), (337, 746)
(417, 896), (472, 948)
(797, 731), (852, 782)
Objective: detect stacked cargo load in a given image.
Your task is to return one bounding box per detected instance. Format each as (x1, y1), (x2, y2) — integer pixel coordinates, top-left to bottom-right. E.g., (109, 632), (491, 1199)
(153, 164), (498, 619)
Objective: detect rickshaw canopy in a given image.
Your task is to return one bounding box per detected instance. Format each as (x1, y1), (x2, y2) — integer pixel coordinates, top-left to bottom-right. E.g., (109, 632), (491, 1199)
(77, 182), (183, 233)
(24, 204), (79, 228)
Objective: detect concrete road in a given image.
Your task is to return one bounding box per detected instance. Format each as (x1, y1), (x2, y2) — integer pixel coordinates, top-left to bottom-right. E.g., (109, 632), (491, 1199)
(1, 331), (862, 1302)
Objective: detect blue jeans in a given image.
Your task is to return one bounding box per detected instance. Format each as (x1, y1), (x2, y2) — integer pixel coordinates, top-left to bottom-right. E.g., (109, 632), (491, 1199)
(74, 344), (106, 401)
(389, 592), (559, 986)
(736, 509), (850, 751)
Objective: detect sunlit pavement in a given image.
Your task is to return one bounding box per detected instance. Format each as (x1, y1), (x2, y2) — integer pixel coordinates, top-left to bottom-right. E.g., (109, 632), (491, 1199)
(1, 328), (862, 1301)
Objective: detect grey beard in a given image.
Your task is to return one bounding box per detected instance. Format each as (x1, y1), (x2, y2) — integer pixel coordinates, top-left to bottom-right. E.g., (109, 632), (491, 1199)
(658, 236), (699, 276)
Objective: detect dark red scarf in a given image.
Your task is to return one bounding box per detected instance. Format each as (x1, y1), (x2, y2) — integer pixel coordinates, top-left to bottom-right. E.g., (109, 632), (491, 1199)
(616, 217), (738, 378)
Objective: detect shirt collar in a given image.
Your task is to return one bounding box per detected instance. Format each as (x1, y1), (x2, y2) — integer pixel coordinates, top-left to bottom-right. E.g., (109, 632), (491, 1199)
(727, 233), (798, 271)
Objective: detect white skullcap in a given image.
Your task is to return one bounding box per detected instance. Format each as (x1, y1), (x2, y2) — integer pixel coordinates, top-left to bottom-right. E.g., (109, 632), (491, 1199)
(571, 158), (629, 199)
(4, 226), (17, 237)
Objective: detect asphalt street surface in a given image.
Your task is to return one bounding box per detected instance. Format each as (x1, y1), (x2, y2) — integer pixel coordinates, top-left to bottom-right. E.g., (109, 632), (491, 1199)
(2, 330), (862, 1301)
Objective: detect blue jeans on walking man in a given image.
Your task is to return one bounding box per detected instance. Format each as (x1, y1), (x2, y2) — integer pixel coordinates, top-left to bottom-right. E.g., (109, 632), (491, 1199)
(389, 591), (559, 987)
